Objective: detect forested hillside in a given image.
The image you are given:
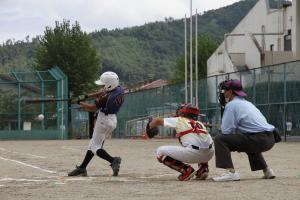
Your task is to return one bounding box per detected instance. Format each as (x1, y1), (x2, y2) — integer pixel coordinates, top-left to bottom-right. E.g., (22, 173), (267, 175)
(0, 0), (257, 84)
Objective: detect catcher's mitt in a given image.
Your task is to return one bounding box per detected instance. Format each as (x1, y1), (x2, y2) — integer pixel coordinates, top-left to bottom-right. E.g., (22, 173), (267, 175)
(146, 118), (159, 138)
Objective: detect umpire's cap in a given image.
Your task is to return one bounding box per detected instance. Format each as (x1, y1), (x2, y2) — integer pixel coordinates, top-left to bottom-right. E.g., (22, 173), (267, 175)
(224, 79), (247, 97)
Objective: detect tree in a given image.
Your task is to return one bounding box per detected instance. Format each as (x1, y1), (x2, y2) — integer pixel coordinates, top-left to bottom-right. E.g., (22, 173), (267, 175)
(34, 20), (100, 96)
(0, 90), (17, 129)
(197, 35), (219, 78)
(172, 35), (218, 83)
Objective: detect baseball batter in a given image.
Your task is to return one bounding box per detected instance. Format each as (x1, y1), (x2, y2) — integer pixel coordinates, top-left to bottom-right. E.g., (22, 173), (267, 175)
(68, 71), (124, 177)
(147, 103), (214, 181)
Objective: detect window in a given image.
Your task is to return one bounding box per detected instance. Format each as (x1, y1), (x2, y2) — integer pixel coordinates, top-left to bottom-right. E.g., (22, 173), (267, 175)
(284, 29), (292, 51)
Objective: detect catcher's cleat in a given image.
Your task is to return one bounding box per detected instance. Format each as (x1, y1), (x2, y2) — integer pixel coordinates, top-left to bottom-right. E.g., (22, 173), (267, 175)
(110, 157), (121, 176)
(177, 166), (196, 181)
(68, 166), (87, 177)
(195, 163), (209, 180)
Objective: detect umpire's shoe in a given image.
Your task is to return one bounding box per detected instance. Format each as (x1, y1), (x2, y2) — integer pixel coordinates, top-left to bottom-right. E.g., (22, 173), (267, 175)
(68, 166), (87, 176)
(110, 157), (122, 176)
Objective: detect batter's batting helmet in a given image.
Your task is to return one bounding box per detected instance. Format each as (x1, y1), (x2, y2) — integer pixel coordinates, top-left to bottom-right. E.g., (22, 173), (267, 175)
(95, 71), (119, 91)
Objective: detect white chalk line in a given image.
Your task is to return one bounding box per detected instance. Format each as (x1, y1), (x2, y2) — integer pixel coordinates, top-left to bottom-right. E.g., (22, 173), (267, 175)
(0, 178), (49, 182)
(0, 156), (57, 174)
(59, 176), (139, 183)
(0, 174), (175, 187)
(118, 172), (177, 179)
(61, 146), (83, 151)
(55, 182), (66, 185)
(140, 173), (177, 179)
(0, 147), (45, 159)
(0, 176), (95, 187)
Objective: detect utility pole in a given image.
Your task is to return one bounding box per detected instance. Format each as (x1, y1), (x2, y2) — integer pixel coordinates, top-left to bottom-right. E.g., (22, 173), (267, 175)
(184, 15), (188, 103)
(190, 0), (193, 104)
(195, 9), (198, 107)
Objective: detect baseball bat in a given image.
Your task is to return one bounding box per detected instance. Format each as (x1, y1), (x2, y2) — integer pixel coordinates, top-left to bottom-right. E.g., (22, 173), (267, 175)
(22, 98), (72, 104)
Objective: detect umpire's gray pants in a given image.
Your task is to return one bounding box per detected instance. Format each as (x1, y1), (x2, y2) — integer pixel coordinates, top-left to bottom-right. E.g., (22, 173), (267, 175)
(213, 132), (275, 171)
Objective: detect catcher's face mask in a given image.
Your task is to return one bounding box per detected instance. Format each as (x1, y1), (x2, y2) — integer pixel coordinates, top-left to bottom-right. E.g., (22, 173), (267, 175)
(220, 79), (247, 97)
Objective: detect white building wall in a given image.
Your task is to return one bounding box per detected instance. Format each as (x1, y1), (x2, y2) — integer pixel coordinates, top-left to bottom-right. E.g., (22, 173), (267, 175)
(293, 0), (300, 59)
(207, 0), (296, 76)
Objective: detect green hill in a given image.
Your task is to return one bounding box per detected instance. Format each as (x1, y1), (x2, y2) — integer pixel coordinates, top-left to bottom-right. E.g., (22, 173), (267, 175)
(0, 0), (257, 84)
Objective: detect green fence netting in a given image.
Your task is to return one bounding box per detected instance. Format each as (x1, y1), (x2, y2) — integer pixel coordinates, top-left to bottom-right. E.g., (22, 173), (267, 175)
(117, 60), (300, 140)
(1, 61), (299, 141)
(0, 67), (68, 140)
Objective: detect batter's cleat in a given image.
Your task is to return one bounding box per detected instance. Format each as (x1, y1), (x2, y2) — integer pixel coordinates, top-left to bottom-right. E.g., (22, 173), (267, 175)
(213, 171), (240, 182)
(177, 166), (196, 181)
(195, 163), (209, 180)
(110, 157), (121, 176)
(263, 168), (276, 179)
(68, 166), (87, 177)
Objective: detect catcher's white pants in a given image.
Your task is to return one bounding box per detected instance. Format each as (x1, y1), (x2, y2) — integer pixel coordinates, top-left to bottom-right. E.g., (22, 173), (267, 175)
(156, 145), (214, 164)
(88, 112), (117, 154)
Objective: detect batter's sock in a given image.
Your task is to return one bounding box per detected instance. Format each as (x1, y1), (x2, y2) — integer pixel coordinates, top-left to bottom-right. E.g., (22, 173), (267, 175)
(79, 150), (94, 169)
(96, 149), (114, 163)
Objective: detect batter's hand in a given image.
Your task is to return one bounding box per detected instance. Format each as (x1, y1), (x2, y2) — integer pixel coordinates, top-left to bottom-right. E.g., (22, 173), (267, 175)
(78, 94), (88, 101)
(70, 97), (80, 104)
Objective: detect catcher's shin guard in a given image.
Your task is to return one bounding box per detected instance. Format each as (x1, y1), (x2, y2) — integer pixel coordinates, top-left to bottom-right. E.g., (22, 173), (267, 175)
(157, 155), (189, 174)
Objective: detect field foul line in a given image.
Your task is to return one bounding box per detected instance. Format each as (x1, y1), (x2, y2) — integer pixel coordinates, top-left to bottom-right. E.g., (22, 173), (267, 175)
(0, 178), (49, 182)
(0, 148), (45, 159)
(140, 173), (178, 178)
(0, 156), (57, 174)
(0, 175), (175, 187)
(61, 146), (83, 151)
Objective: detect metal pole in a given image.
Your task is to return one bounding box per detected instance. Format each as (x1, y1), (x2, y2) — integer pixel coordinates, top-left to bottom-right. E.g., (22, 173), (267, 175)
(190, 0), (193, 104)
(195, 9), (198, 107)
(185, 15), (188, 103)
(283, 63), (287, 142)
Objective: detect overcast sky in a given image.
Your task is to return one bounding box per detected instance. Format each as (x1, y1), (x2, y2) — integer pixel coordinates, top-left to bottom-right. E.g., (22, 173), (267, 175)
(0, 0), (240, 43)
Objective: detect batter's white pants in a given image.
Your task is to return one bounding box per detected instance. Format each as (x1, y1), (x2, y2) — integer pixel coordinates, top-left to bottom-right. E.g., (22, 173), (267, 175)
(156, 145), (214, 164)
(88, 112), (117, 154)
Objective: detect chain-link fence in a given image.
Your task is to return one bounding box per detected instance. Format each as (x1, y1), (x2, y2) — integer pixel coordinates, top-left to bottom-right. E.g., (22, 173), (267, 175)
(2, 62), (299, 141)
(117, 60), (300, 140)
(0, 67), (68, 140)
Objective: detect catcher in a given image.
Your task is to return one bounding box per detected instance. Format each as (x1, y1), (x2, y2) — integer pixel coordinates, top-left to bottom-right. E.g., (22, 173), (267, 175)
(68, 71), (124, 177)
(146, 103), (214, 181)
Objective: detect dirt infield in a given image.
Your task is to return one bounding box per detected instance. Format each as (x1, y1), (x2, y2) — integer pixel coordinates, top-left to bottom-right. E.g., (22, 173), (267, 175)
(0, 139), (299, 200)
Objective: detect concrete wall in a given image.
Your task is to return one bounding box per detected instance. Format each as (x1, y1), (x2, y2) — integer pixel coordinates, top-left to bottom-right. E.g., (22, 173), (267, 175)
(207, 0), (296, 76)
(264, 51), (294, 65)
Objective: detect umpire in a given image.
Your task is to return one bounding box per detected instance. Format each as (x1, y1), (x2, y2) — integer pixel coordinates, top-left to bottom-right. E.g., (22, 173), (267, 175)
(213, 79), (278, 182)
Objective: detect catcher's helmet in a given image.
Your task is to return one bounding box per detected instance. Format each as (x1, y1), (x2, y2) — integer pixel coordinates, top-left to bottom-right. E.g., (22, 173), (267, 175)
(176, 103), (200, 120)
(95, 71), (119, 91)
